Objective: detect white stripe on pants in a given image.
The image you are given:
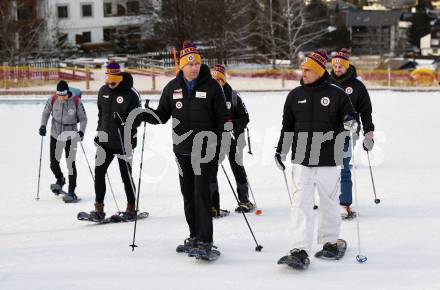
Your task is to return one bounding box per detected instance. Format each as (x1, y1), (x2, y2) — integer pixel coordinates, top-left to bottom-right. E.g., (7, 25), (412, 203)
(289, 164), (341, 254)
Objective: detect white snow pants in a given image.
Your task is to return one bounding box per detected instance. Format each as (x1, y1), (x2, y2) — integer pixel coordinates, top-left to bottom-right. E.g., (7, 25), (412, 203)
(289, 164), (341, 254)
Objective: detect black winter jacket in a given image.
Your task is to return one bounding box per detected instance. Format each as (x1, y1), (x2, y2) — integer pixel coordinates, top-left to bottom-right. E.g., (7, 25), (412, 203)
(276, 72), (356, 167)
(330, 65), (375, 134)
(96, 72), (142, 150)
(143, 64), (228, 155)
(223, 83), (249, 134)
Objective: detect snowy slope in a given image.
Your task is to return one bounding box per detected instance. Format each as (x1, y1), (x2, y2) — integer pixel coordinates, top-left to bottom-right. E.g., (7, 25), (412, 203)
(0, 90), (439, 290)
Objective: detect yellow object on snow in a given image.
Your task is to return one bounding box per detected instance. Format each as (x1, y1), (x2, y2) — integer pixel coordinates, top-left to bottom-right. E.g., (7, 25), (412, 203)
(410, 68), (437, 86)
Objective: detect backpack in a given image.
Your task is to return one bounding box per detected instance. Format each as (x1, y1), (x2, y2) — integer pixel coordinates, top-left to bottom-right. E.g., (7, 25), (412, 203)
(51, 94), (80, 109)
(50, 94), (81, 122)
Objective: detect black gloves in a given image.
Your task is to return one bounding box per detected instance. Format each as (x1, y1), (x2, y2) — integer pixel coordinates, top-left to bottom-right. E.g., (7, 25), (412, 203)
(39, 125), (46, 136)
(275, 152), (286, 171)
(94, 135), (99, 145)
(363, 132), (374, 151)
(78, 131), (84, 141)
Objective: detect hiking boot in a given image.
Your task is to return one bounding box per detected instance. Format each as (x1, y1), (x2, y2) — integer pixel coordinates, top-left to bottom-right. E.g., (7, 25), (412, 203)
(120, 203), (137, 220)
(277, 248), (310, 269)
(235, 201), (255, 213)
(89, 202), (105, 221)
(176, 237), (197, 253)
(212, 207), (230, 218)
(341, 205), (357, 219)
(322, 242), (338, 257)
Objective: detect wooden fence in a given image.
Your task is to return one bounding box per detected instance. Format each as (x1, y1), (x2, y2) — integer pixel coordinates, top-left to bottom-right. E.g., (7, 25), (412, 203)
(1, 61), (93, 89)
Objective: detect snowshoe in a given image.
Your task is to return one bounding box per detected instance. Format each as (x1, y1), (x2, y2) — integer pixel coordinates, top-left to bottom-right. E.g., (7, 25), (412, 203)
(212, 207), (230, 219)
(77, 211), (148, 224)
(62, 192), (81, 203)
(117, 203), (137, 220)
(50, 177), (65, 195)
(234, 201), (255, 213)
(315, 239), (347, 260)
(277, 249), (310, 270)
(341, 206), (357, 220)
(188, 242), (220, 261)
(176, 237), (197, 253)
(110, 211), (149, 223)
(77, 211), (111, 224)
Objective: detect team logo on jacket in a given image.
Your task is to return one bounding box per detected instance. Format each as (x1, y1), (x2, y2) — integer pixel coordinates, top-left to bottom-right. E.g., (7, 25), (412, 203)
(117, 96), (124, 104)
(195, 91), (206, 98)
(321, 97), (330, 106)
(226, 101), (231, 109)
(345, 87), (353, 95)
(176, 101), (183, 109)
(173, 89), (183, 99)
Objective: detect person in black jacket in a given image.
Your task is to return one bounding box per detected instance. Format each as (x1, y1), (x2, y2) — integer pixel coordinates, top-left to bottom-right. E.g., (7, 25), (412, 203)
(142, 41), (228, 258)
(90, 61), (143, 221)
(209, 64), (254, 217)
(330, 48), (375, 219)
(274, 50), (356, 267)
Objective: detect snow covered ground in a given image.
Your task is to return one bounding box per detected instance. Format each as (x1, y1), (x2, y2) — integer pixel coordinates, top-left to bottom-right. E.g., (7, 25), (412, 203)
(0, 89), (439, 290)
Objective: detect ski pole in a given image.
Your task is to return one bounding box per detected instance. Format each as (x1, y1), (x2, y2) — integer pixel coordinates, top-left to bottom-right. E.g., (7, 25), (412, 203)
(80, 141), (120, 212)
(114, 113), (140, 251)
(36, 136), (44, 201)
(282, 170), (293, 207)
(221, 164), (263, 252)
(130, 121), (147, 252)
(106, 173), (120, 213)
(351, 133), (367, 263)
(79, 142), (95, 182)
(246, 127), (253, 155)
(366, 151), (380, 204)
(246, 176), (262, 215)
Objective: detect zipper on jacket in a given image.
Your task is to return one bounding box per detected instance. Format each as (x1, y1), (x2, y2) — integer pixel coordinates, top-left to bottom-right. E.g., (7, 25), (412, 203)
(107, 92), (113, 133)
(60, 102), (64, 137)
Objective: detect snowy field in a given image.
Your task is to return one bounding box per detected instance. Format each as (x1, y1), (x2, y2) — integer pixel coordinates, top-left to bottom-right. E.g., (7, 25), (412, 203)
(0, 89), (439, 290)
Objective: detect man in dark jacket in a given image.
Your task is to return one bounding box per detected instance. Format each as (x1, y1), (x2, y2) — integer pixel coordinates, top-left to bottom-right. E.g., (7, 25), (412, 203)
(209, 64), (254, 217)
(330, 48), (375, 219)
(90, 61), (142, 221)
(275, 50), (356, 268)
(143, 41), (228, 259)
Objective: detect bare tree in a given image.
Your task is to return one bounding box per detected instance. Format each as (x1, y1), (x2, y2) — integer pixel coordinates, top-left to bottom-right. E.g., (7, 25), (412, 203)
(0, 0), (48, 63)
(222, 0), (332, 68)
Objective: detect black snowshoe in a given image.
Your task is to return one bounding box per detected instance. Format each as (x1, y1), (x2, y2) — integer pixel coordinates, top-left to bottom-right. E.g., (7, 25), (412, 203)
(77, 211), (149, 224)
(62, 192), (81, 203)
(234, 201), (255, 213)
(176, 237), (197, 254)
(277, 249), (310, 270)
(188, 242), (220, 261)
(50, 177), (65, 195)
(314, 239), (347, 260)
